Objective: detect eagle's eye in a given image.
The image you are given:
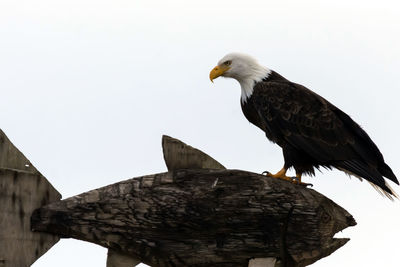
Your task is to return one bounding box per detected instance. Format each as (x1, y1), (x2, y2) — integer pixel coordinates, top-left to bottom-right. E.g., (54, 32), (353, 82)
(224, 60), (232, 66)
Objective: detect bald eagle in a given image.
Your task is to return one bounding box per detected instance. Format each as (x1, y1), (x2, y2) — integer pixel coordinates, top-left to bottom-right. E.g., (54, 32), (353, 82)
(210, 53), (398, 198)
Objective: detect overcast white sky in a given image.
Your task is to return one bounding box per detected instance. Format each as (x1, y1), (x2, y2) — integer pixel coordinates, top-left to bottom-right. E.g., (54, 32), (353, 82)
(1, 0), (399, 266)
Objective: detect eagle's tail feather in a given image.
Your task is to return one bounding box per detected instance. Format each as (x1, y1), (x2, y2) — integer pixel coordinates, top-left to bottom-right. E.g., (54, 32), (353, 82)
(367, 182), (398, 201)
(334, 160), (397, 198)
(378, 162), (399, 185)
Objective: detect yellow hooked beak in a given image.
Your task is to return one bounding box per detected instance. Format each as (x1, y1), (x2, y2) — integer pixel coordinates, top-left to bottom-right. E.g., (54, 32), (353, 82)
(209, 65), (230, 82)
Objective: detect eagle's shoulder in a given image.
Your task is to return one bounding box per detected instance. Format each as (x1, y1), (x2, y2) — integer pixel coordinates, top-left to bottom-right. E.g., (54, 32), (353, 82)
(251, 76), (329, 115)
(250, 77), (350, 147)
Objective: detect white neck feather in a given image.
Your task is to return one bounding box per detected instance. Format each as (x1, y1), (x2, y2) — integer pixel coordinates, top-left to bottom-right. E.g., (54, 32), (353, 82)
(238, 66), (271, 103)
(216, 53), (272, 103)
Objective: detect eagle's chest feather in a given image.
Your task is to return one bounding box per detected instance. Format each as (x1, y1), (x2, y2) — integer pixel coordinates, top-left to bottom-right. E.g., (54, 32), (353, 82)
(241, 94), (279, 143)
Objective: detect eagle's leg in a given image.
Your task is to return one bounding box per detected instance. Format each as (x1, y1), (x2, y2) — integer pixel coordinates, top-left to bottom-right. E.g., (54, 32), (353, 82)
(293, 173), (313, 187)
(295, 173), (302, 183)
(263, 167), (293, 182)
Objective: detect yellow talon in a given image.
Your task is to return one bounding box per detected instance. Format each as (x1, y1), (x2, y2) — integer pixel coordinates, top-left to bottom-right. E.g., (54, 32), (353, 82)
(264, 168), (313, 187)
(265, 167), (293, 182)
(293, 173), (313, 187)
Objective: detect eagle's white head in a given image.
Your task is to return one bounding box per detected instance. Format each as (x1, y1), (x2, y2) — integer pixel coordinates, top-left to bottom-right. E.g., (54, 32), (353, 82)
(210, 53), (271, 103)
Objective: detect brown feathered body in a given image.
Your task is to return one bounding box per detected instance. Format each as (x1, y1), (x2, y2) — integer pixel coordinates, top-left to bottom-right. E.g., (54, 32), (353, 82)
(241, 71), (398, 196)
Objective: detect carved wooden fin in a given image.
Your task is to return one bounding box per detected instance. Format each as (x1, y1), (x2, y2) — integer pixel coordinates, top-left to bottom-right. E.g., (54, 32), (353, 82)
(162, 135), (226, 171)
(0, 129), (61, 266)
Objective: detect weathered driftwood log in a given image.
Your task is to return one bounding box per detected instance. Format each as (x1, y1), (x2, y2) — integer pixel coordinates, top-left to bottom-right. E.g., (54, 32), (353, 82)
(31, 136), (356, 267)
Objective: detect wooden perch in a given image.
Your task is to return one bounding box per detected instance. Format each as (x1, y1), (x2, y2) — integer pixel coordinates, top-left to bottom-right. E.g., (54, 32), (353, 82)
(31, 135), (356, 266)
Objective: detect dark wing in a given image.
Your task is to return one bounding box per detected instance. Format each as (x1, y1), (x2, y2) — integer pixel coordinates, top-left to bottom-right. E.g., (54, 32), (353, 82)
(252, 81), (398, 196)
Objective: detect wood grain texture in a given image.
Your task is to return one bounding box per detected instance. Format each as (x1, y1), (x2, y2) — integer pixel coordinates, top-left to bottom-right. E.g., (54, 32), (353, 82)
(29, 135), (356, 266)
(162, 135), (226, 171)
(163, 135), (276, 267)
(107, 249), (141, 267)
(31, 169), (356, 267)
(248, 258), (277, 267)
(0, 129), (61, 267)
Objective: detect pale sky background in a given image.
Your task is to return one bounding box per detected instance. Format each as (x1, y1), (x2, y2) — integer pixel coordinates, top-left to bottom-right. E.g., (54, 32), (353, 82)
(1, 0), (399, 266)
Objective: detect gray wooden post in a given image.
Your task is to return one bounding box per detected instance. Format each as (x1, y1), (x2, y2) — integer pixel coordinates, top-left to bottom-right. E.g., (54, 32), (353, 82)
(0, 130), (61, 266)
